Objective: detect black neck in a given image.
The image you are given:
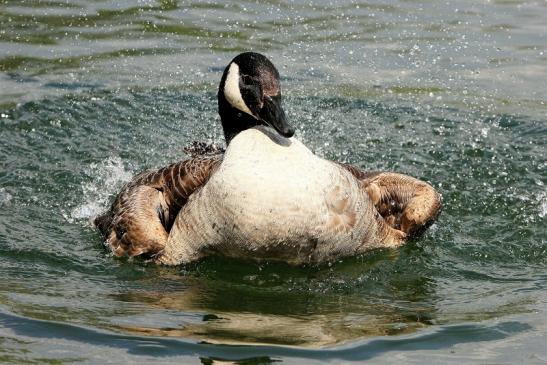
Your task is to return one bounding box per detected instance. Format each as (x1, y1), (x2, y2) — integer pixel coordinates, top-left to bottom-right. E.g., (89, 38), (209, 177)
(218, 92), (263, 145)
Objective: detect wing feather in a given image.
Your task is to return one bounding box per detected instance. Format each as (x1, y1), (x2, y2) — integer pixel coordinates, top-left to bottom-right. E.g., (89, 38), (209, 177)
(340, 163), (442, 238)
(94, 155), (222, 258)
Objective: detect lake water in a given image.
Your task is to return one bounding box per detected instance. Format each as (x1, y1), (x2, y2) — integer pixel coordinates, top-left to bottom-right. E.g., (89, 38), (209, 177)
(0, 1), (546, 364)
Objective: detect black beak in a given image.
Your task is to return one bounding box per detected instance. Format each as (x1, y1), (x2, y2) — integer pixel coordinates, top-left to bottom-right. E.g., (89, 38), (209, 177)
(258, 95), (295, 138)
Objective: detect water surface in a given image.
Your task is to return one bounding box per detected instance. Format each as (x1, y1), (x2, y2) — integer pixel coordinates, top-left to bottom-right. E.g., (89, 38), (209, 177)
(0, 1), (546, 364)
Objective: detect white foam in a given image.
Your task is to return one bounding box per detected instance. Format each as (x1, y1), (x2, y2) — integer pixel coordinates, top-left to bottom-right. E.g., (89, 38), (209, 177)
(0, 188), (12, 205)
(68, 156), (133, 224)
(539, 190), (547, 219)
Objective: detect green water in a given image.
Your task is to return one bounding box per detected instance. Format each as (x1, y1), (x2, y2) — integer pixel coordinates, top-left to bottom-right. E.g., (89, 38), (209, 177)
(0, 1), (546, 364)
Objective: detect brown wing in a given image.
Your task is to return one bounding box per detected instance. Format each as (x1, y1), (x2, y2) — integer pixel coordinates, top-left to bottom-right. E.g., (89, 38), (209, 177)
(94, 155), (222, 258)
(340, 164), (442, 238)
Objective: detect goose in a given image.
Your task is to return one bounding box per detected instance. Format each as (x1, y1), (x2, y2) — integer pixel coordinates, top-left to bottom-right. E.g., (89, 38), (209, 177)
(94, 52), (441, 265)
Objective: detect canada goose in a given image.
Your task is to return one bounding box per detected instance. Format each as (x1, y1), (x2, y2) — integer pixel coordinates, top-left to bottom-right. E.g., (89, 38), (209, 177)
(94, 52), (441, 265)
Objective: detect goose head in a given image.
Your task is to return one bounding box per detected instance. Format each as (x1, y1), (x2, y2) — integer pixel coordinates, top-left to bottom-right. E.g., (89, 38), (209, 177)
(218, 52), (295, 144)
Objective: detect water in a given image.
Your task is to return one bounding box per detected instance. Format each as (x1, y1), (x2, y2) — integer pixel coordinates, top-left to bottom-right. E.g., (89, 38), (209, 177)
(1, 1), (546, 363)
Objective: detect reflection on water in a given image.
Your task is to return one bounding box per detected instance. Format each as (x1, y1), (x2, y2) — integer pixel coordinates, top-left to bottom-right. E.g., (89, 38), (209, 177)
(1, 0), (546, 363)
(199, 357), (278, 365)
(0, 308), (536, 364)
(109, 255), (436, 347)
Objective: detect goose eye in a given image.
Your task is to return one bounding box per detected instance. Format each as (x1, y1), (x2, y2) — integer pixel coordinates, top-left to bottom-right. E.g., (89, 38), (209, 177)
(241, 75), (253, 85)
(239, 76), (263, 111)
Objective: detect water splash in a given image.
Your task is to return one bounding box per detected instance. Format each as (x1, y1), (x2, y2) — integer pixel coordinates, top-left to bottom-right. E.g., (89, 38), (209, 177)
(0, 188), (13, 205)
(67, 156), (133, 224)
(539, 190), (547, 219)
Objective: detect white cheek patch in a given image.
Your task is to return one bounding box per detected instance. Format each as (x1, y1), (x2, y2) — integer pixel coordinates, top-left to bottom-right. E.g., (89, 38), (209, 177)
(224, 63), (254, 116)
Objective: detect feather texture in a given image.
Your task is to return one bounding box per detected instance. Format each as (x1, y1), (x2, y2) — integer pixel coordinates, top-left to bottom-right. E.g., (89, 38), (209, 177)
(340, 164), (442, 237)
(156, 127), (411, 265)
(94, 156), (222, 258)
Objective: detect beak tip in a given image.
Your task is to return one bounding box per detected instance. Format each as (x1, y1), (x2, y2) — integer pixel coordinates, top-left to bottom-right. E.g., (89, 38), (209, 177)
(283, 127), (295, 138)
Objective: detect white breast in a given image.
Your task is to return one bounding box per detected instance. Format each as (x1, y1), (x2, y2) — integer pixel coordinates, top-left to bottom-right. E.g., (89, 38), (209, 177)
(201, 126), (375, 262)
(216, 126), (331, 210)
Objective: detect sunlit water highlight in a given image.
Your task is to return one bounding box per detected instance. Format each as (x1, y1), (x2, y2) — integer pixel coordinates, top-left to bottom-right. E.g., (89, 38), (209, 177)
(0, 1), (546, 364)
